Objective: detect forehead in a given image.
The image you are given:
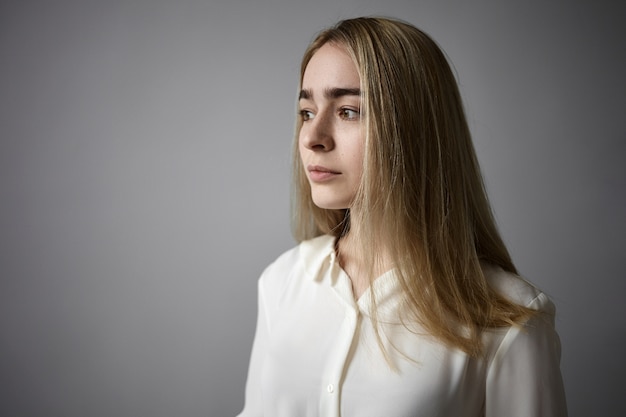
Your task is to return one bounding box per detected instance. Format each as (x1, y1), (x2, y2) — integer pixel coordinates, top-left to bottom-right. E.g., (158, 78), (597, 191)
(302, 43), (360, 89)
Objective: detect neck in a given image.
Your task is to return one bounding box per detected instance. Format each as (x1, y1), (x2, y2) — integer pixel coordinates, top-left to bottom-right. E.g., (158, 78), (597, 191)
(335, 218), (394, 300)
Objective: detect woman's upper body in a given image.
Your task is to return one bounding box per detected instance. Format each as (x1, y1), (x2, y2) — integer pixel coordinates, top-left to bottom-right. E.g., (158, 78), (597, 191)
(237, 16), (568, 416)
(237, 235), (567, 417)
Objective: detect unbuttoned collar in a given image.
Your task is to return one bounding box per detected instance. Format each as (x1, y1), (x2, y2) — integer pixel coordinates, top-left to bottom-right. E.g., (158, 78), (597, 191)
(299, 234), (404, 320)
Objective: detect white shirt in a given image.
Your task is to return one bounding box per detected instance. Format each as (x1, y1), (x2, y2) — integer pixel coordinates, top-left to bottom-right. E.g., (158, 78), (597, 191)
(237, 235), (567, 417)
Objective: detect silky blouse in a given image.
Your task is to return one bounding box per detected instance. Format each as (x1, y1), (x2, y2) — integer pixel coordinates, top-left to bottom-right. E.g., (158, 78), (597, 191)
(237, 235), (567, 417)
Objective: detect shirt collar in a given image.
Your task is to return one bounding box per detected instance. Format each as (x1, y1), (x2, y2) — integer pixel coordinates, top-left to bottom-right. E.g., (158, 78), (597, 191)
(299, 234), (403, 319)
(299, 234), (337, 281)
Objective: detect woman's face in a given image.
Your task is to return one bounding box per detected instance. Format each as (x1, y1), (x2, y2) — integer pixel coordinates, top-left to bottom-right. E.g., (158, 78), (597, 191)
(298, 42), (364, 210)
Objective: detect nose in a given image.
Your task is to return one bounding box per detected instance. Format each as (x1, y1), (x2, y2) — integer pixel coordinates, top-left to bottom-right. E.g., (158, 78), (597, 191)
(300, 112), (335, 151)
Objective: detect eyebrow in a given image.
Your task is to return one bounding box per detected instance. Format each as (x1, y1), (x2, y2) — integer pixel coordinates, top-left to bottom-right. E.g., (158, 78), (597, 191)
(299, 87), (361, 100)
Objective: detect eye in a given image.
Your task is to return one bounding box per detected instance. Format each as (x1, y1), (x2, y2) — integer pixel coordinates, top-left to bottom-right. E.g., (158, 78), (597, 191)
(339, 108), (360, 121)
(299, 109), (315, 121)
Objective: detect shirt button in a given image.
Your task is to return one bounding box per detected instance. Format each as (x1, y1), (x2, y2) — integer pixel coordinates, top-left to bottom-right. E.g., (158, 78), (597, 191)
(327, 384), (334, 393)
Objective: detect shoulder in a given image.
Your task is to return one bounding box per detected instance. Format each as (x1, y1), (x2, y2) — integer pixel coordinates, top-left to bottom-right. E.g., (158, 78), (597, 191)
(482, 264), (562, 369)
(259, 234), (335, 294)
(482, 262), (554, 314)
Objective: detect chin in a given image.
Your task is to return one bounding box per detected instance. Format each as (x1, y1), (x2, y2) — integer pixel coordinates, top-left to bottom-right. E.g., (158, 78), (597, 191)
(311, 196), (350, 210)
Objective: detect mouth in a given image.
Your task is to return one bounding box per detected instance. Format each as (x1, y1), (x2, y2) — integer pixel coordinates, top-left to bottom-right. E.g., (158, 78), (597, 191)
(307, 165), (341, 182)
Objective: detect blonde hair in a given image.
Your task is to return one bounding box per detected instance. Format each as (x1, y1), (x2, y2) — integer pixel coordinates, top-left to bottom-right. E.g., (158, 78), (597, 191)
(292, 17), (534, 357)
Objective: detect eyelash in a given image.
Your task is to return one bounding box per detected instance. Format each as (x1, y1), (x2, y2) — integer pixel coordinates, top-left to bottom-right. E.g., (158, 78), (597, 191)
(299, 107), (360, 122)
(300, 110), (314, 121)
(339, 108), (360, 121)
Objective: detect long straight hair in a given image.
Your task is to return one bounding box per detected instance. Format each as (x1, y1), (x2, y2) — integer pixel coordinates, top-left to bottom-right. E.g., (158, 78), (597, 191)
(292, 17), (535, 357)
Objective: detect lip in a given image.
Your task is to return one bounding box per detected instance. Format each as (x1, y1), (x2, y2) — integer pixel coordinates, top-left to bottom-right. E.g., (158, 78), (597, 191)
(307, 165), (341, 182)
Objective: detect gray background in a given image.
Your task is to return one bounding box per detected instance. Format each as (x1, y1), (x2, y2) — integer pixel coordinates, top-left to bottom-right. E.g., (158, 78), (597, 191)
(1, 0), (624, 416)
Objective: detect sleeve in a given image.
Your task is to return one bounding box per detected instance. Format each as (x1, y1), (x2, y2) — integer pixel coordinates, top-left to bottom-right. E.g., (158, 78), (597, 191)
(485, 292), (568, 417)
(236, 279), (269, 417)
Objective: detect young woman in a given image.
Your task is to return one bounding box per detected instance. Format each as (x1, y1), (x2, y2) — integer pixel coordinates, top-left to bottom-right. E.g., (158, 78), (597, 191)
(237, 17), (567, 417)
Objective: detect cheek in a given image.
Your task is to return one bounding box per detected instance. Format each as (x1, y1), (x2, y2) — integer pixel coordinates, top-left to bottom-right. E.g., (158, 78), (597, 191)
(349, 140), (365, 175)
(352, 158), (364, 180)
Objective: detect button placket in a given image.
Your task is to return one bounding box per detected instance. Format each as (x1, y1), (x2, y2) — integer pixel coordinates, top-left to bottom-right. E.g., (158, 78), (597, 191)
(319, 306), (358, 416)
